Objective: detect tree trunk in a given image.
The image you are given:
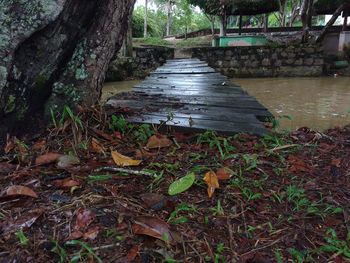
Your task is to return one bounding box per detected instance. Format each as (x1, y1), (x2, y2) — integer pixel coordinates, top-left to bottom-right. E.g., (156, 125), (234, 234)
(343, 14), (348, 31)
(263, 14), (269, 33)
(317, 4), (346, 43)
(238, 15), (243, 36)
(301, 0), (313, 43)
(144, 0), (148, 38)
(166, 0), (172, 36)
(0, 0), (135, 142)
(219, 14), (227, 37)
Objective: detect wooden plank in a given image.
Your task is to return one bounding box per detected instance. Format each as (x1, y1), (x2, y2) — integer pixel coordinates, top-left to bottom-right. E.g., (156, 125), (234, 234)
(106, 99), (272, 120)
(132, 87), (246, 95)
(134, 83), (242, 89)
(107, 97), (269, 113)
(133, 90), (254, 99)
(127, 114), (267, 136)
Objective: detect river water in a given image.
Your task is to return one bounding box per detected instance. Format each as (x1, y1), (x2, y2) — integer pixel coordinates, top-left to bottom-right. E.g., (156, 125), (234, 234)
(102, 77), (350, 131)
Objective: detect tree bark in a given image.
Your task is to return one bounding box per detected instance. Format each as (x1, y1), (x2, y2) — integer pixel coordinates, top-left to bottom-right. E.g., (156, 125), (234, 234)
(263, 14), (269, 33)
(144, 0), (148, 38)
(317, 4), (346, 43)
(301, 0), (314, 43)
(219, 14), (227, 37)
(0, 0), (135, 141)
(166, 0), (172, 36)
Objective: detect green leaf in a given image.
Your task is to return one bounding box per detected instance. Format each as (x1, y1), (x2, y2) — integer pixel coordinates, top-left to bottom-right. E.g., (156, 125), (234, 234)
(168, 172), (195, 196)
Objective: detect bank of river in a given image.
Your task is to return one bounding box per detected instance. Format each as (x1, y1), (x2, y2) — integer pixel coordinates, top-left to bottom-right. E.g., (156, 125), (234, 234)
(103, 77), (350, 131)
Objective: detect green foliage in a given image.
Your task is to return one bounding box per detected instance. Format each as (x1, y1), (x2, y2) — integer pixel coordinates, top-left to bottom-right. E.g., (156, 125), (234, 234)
(319, 229), (350, 258)
(175, 36), (211, 48)
(168, 172), (196, 195)
(197, 131), (236, 159)
(109, 115), (130, 134)
(15, 230), (29, 247)
(214, 242), (227, 263)
(168, 203), (197, 224)
(210, 200), (224, 216)
(133, 124), (155, 142)
(132, 6), (166, 37)
(65, 240), (102, 263)
(51, 240), (67, 263)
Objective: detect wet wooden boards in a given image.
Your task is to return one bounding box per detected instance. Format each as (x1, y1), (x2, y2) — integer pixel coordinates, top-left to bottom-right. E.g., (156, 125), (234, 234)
(106, 58), (272, 136)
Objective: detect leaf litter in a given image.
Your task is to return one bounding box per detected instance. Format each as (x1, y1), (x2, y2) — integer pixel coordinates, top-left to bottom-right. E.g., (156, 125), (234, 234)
(0, 107), (349, 262)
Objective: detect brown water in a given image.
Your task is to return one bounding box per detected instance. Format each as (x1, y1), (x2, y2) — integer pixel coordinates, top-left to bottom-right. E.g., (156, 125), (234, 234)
(103, 77), (350, 131)
(235, 77), (350, 131)
(101, 80), (139, 102)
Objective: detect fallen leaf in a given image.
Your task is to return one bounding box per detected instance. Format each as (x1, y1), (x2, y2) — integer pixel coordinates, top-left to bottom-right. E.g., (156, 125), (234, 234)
(135, 149), (157, 159)
(146, 134), (172, 149)
(132, 216), (175, 244)
(35, 152), (62, 166)
(4, 135), (15, 154)
(127, 245), (140, 262)
(32, 140), (47, 151)
(57, 155), (80, 169)
(111, 150), (142, 167)
(331, 158), (341, 167)
(83, 226), (100, 240)
(140, 193), (167, 210)
(168, 172), (195, 196)
(53, 178), (81, 188)
(0, 162), (17, 174)
(288, 155), (312, 173)
(0, 208), (44, 234)
(203, 171), (219, 198)
(216, 167), (234, 180)
(113, 131), (123, 140)
(5, 185), (38, 198)
(69, 230), (83, 240)
(91, 138), (105, 153)
(74, 208), (96, 231)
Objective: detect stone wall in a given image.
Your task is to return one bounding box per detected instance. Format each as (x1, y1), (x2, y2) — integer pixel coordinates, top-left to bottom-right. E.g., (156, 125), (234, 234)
(106, 46), (174, 81)
(191, 46), (324, 77)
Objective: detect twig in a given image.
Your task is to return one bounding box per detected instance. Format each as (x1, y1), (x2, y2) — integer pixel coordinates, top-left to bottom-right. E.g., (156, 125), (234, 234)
(92, 244), (120, 251)
(270, 144), (300, 152)
(93, 166), (156, 177)
(239, 236), (285, 257)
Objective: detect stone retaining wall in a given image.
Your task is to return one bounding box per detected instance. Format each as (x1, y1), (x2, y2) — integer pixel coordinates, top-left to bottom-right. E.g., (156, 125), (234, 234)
(191, 46), (324, 77)
(106, 46), (174, 81)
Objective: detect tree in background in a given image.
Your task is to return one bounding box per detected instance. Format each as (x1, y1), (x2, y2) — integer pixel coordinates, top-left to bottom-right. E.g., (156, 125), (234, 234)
(144, 0), (149, 37)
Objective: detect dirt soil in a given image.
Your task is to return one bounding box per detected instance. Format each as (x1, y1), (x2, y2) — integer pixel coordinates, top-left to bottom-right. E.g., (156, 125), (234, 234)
(0, 107), (349, 263)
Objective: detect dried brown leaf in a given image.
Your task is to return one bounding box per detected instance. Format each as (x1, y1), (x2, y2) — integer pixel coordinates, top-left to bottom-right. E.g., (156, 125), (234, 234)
(216, 167), (234, 180)
(35, 152), (62, 166)
(57, 155), (80, 169)
(53, 178), (81, 188)
(0, 208), (44, 234)
(5, 185), (38, 198)
(132, 216), (175, 244)
(91, 138), (105, 153)
(83, 226), (100, 240)
(74, 208), (96, 231)
(111, 150), (141, 167)
(203, 171), (219, 198)
(146, 135), (172, 149)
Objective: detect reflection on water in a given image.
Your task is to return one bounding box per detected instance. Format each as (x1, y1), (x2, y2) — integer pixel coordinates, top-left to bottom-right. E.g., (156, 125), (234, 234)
(235, 77), (350, 131)
(101, 80), (139, 102)
(103, 77), (350, 132)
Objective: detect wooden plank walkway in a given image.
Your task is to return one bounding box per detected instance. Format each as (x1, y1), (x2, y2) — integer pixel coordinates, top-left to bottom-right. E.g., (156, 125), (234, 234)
(106, 58), (273, 136)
